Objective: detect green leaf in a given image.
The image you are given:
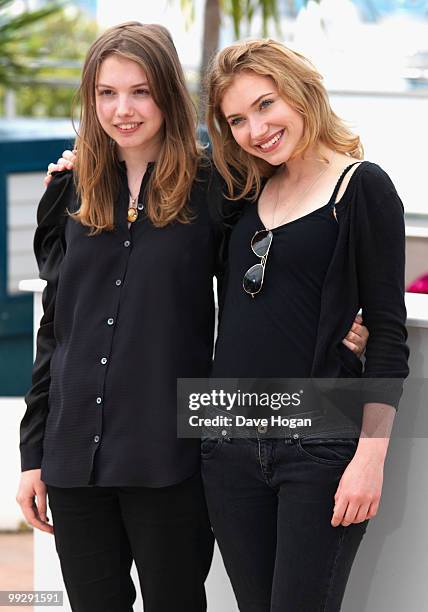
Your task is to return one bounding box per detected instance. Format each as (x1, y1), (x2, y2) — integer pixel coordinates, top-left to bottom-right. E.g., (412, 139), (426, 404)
(0, 2), (75, 89)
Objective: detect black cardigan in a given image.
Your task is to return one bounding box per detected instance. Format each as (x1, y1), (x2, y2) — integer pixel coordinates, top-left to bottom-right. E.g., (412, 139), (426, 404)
(309, 161), (409, 393)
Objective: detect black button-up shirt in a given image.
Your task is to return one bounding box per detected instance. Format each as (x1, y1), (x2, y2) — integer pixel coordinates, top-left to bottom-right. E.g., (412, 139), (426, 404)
(20, 161), (231, 487)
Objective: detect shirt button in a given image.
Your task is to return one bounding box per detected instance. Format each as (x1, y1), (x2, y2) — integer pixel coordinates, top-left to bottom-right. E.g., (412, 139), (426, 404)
(96, 397), (102, 404)
(293, 433), (299, 439)
(258, 424), (268, 434)
(115, 279), (122, 286)
(100, 357), (107, 365)
(94, 435), (100, 443)
(124, 240), (131, 247)
(107, 318), (114, 326)
(221, 429), (228, 437)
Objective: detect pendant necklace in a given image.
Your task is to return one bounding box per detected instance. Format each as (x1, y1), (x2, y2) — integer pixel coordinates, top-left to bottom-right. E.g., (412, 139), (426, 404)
(127, 192), (144, 223)
(127, 163), (148, 223)
(127, 194), (138, 223)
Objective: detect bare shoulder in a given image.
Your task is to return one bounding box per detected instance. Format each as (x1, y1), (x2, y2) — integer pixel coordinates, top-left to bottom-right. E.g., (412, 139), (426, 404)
(333, 155), (364, 203)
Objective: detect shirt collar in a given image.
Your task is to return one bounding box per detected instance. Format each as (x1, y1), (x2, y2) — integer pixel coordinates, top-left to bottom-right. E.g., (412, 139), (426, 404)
(117, 160), (156, 174)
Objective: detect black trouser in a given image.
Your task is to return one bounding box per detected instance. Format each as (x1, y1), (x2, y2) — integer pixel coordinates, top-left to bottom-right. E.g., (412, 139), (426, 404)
(201, 436), (368, 612)
(47, 471), (214, 612)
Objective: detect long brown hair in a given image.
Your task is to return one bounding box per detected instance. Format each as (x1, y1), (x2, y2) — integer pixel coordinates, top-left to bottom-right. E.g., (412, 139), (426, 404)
(206, 39), (363, 201)
(72, 21), (200, 233)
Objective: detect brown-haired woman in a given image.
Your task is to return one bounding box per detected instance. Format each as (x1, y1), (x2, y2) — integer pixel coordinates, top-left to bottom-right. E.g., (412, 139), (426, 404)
(16, 21), (217, 612)
(19, 25), (369, 612)
(200, 38), (409, 611)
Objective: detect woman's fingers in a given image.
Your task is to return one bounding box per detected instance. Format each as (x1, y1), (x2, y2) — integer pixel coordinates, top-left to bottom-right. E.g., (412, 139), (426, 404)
(353, 503), (371, 524)
(18, 493), (53, 534)
(352, 318), (369, 340)
(332, 451), (383, 528)
(331, 494), (348, 527)
(367, 500), (380, 519)
(333, 495), (365, 527)
(44, 156), (73, 188)
(35, 483), (48, 523)
(56, 150), (76, 169)
(16, 469), (54, 534)
(342, 337), (361, 355)
(62, 149), (77, 162)
(343, 318), (369, 356)
(340, 498), (359, 526)
(57, 158), (73, 169)
(343, 331), (360, 350)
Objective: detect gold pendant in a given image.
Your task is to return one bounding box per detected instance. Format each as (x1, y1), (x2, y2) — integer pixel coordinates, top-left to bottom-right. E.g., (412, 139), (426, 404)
(127, 207), (138, 223)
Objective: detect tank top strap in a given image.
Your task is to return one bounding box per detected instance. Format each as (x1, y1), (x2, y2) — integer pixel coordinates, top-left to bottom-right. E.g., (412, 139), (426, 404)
(328, 161), (362, 208)
(328, 161), (362, 223)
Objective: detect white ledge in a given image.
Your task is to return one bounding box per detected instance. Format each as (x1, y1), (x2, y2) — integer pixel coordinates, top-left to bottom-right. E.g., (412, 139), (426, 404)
(405, 292), (428, 328)
(406, 226), (428, 239)
(19, 279), (428, 329)
(19, 279), (46, 293)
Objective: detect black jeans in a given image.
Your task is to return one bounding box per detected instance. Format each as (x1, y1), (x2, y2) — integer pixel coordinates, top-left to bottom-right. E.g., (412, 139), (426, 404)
(47, 471), (214, 612)
(201, 436), (368, 612)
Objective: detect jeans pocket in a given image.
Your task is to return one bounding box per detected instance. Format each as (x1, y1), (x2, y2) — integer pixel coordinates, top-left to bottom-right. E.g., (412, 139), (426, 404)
(296, 437), (358, 466)
(201, 437), (223, 460)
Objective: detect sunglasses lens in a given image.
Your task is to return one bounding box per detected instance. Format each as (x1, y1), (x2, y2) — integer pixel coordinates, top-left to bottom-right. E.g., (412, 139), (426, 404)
(251, 230), (272, 257)
(243, 264), (264, 295)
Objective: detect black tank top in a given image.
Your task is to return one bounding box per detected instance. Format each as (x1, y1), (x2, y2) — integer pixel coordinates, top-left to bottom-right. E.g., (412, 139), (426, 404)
(212, 164), (359, 378)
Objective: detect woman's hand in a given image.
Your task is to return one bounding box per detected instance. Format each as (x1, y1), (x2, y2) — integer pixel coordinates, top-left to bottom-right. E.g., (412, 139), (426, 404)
(331, 438), (388, 527)
(16, 469), (54, 534)
(44, 149), (77, 187)
(343, 314), (368, 358)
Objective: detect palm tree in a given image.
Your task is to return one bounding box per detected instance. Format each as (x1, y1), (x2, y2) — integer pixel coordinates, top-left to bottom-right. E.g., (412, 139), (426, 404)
(198, 0), (221, 116)
(181, 0), (302, 117)
(0, 0), (62, 88)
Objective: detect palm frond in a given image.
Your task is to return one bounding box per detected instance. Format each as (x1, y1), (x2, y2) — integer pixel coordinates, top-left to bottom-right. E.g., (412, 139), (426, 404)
(0, 2), (64, 87)
(229, 0), (243, 38)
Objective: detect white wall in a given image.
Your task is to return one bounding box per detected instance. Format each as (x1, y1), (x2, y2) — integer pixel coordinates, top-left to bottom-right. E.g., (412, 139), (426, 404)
(329, 93), (428, 217)
(7, 172), (45, 294)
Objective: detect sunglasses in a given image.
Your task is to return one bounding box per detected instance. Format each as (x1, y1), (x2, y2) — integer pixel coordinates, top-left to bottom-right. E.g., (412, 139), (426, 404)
(242, 229), (273, 297)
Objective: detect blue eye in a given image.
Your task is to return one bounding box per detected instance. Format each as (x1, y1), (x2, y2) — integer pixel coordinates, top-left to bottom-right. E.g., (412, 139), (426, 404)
(260, 99), (273, 110)
(230, 117), (243, 127)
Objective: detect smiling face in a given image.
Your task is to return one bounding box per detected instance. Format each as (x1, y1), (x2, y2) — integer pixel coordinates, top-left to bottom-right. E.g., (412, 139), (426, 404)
(95, 54), (165, 160)
(220, 71), (305, 166)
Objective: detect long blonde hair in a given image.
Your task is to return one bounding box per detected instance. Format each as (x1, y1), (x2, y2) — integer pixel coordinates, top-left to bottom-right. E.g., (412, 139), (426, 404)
(72, 21), (201, 233)
(206, 39), (363, 200)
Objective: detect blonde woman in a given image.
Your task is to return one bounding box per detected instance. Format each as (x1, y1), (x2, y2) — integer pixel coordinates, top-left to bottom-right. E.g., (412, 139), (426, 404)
(201, 40), (409, 611)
